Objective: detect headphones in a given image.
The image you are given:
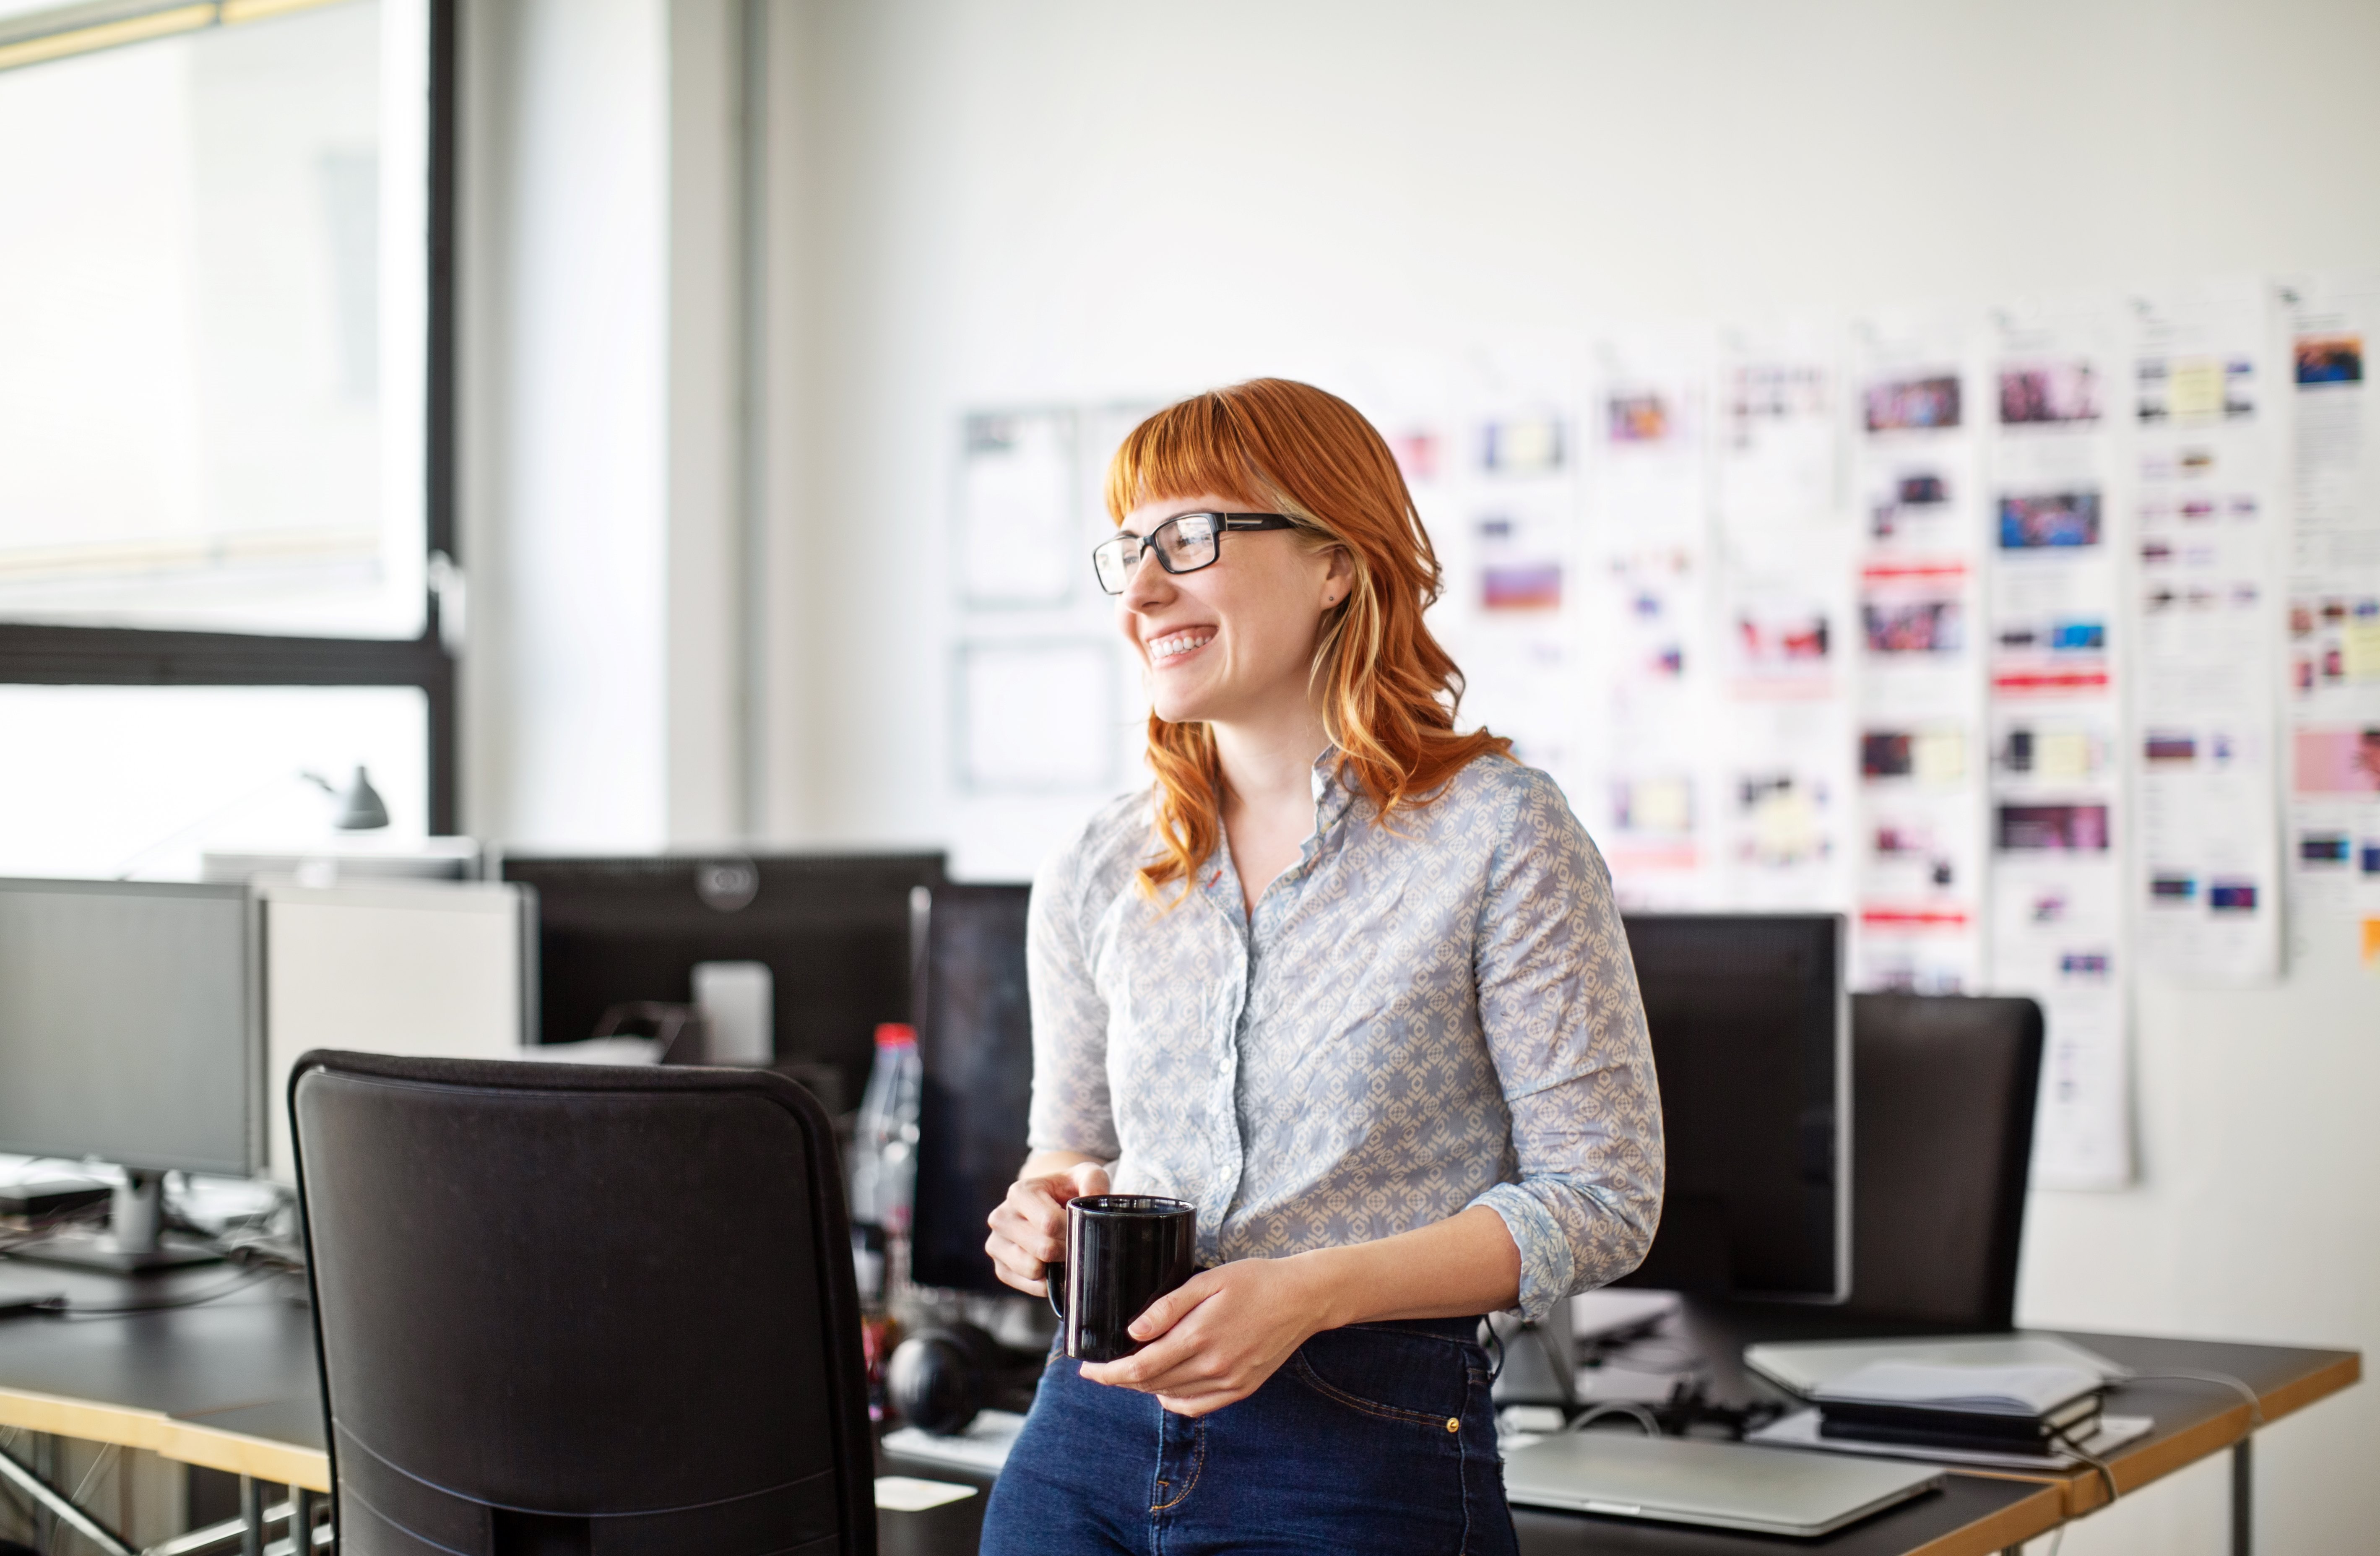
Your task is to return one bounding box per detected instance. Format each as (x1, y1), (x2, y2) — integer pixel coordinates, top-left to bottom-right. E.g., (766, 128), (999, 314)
(886, 1322), (1006, 1436)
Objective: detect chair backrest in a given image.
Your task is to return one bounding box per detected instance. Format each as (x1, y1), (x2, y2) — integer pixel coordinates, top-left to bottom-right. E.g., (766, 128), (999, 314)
(1839, 994), (2045, 1330)
(291, 1051), (874, 1556)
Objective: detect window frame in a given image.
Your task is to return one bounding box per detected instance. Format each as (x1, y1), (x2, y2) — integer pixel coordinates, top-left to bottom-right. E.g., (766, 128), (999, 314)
(0, 0), (461, 834)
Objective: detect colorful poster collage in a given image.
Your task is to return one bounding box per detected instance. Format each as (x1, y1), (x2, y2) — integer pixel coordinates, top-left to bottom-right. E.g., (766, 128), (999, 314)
(1319, 274), (2380, 1189)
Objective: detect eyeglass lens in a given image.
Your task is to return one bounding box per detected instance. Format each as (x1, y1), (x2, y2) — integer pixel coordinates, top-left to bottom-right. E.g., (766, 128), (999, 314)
(1094, 514), (1221, 593)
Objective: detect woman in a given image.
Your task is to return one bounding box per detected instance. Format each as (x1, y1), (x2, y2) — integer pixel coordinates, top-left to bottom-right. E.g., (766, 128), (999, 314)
(980, 379), (1663, 1556)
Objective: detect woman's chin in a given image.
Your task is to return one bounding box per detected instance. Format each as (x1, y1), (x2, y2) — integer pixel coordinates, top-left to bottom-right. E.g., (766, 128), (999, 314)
(1146, 687), (1219, 726)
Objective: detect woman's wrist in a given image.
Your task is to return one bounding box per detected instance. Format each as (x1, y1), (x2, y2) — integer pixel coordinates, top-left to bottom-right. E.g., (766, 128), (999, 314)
(1282, 1244), (1367, 1332)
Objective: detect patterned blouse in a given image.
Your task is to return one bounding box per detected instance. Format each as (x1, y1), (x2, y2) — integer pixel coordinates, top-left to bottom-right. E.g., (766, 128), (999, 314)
(1025, 749), (1664, 1321)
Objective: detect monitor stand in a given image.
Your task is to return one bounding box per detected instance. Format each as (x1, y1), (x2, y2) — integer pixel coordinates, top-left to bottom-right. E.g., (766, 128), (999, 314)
(6, 1171), (221, 1273)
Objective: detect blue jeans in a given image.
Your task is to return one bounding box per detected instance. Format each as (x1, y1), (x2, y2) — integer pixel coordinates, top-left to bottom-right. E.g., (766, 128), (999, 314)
(980, 1317), (1518, 1556)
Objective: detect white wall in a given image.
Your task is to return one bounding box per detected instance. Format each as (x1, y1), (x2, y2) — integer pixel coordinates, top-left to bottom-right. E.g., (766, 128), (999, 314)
(782, 3), (2380, 1551)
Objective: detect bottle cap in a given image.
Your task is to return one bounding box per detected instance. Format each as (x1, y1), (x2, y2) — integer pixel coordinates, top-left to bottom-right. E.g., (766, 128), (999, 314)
(874, 1022), (916, 1049)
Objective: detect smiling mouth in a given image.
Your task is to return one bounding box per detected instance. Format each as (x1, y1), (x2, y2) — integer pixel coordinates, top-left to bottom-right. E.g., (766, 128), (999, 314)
(1146, 630), (1215, 664)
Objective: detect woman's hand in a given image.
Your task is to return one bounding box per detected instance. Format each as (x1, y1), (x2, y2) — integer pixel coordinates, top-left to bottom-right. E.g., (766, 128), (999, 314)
(1077, 1257), (1332, 1417)
(984, 1155), (1108, 1297)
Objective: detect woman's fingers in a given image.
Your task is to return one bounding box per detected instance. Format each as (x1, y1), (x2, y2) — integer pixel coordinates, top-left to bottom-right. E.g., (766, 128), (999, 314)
(1126, 1270), (1217, 1343)
(983, 1229), (1048, 1293)
(986, 1177), (1069, 1262)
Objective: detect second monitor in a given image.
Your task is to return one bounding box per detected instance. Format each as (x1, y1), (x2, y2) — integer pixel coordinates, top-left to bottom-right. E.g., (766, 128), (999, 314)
(499, 851), (947, 1109)
(1615, 912), (1847, 1303)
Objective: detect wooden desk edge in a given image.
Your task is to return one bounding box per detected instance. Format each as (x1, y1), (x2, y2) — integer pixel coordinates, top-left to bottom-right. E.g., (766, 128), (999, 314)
(0, 1383), (170, 1457)
(153, 1418), (331, 1494)
(0, 1384), (331, 1494)
(1960, 1345), (2363, 1517)
(2261, 1350), (2362, 1426)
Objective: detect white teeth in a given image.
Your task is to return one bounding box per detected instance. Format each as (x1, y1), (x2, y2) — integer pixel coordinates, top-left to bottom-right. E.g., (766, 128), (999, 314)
(1147, 632), (1214, 662)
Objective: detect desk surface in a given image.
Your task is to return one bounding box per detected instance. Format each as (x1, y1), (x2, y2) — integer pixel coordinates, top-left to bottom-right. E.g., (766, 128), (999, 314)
(0, 1258), (328, 1491)
(1963, 1329), (2360, 1518)
(2, 1256), (2357, 1556)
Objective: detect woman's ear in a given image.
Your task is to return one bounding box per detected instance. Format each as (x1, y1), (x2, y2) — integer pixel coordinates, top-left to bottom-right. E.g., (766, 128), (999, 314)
(1319, 545), (1357, 608)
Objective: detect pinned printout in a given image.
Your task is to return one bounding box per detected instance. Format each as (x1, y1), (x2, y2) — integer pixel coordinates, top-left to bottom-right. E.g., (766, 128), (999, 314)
(1712, 327), (1855, 911)
(2128, 284), (2284, 985)
(1983, 300), (2133, 1189)
(957, 411), (1076, 607)
(956, 639), (1120, 794)
(2281, 276), (2380, 963)
(1436, 354), (1584, 795)
(1849, 315), (1988, 994)
(1580, 335), (1719, 906)
(1078, 401), (1163, 536)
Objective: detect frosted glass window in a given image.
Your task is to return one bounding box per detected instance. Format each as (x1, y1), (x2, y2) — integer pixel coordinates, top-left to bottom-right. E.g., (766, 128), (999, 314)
(0, 0), (430, 637)
(0, 684), (428, 880)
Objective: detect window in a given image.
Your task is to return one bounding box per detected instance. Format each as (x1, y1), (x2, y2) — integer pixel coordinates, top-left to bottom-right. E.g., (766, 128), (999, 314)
(0, 0), (455, 856)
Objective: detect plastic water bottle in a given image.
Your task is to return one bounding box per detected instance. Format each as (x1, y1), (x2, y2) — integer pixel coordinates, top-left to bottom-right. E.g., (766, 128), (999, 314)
(850, 1022), (922, 1236)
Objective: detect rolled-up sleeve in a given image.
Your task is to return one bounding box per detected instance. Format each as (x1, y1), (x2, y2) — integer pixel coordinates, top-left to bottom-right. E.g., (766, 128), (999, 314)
(1025, 832), (1123, 1160)
(1464, 771), (1665, 1321)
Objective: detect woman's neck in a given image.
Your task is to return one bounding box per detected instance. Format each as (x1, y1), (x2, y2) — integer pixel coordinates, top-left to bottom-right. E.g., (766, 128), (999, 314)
(1212, 703), (1332, 833)
(1214, 700), (1329, 799)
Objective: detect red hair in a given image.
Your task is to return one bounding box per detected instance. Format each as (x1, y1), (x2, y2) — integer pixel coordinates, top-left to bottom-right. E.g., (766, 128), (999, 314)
(1106, 378), (1511, 895)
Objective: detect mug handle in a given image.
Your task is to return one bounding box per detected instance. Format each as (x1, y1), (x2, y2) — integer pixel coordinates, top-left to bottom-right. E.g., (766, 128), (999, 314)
(1045, 1206), (1069, 1318)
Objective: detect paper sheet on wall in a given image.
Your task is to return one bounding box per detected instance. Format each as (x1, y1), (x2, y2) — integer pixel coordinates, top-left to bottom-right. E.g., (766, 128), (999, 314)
(1850, 315), (1988, 993)
(2128, 283), (2284, 984)
(2279, 276), (2380, 968)
(957, 411), (1076, 606)
(1582, 334), (1719, 905)
(956, 639), (1119, 792)
(1436, 354), (1585, 797)
(1984, 301), (2133, 1189)
(1713, 325), (1855, 908)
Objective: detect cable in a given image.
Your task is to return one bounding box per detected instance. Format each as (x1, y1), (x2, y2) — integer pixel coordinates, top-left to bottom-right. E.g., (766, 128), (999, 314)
(2122, 1369), (2264, 1427)
(39, 1268), (279, 1320)
(66, 1444), (117, 1510)
(1477, 1317), (1505, 1384)
(1566, 1401), (1662, 1436)
(2048, 1418), (2122, 1508)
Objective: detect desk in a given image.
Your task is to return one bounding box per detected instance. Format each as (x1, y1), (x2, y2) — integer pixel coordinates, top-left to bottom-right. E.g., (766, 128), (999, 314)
(2, 1259), (2357, 1556)
(0, 1261), (985, 1556)
(867, 1325), (2360, 1556)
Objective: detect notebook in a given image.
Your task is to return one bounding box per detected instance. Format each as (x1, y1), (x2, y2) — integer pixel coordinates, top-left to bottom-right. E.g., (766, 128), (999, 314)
(1501, 1431), (1944, 1536)
(1811, 1360), (2107, 1452)
(1744, 1332), (2133, 1397)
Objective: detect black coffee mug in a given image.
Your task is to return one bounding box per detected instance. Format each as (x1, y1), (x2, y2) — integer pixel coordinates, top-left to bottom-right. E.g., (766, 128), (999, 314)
(1045, 1194), (1197, 1363)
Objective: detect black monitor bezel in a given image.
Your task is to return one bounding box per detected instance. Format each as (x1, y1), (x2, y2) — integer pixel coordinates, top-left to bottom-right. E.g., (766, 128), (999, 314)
(906, 881), (1035, 1297)
(1613, 911), (1850, 1305)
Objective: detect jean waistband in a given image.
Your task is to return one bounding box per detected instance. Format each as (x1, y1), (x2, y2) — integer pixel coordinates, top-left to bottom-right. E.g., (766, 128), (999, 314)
(1348, 1316), (1486, 1344)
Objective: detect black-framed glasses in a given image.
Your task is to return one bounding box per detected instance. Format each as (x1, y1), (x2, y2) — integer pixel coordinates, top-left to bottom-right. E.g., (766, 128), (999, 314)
(1092, 512), (1295, 594)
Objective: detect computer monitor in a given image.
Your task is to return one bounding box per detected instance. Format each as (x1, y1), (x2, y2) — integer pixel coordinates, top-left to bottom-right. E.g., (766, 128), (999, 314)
(907, 883), (1033, 1296)
(0, 877), (258, 1270)
(1614, 913), (1849, 1303)
(258, 877), (537, 1187)
(497, 852), (946, 1108)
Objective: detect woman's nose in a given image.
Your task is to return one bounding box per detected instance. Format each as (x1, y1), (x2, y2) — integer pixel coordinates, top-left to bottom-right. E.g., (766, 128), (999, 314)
(1119, 545), (1172, 609)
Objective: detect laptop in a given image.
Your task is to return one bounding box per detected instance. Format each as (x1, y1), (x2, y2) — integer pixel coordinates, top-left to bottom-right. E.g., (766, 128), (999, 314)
(1501, 1432), (1945, 1537)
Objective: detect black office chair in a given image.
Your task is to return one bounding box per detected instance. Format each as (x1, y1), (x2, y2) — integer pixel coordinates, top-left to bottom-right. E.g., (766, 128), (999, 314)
(1839, 993), (2046, 1330)
(291, 1052), (875, 1556)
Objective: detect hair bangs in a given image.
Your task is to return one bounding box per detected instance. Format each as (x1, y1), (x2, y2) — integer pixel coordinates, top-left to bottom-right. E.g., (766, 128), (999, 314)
(1103, 398), (1275, 525)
